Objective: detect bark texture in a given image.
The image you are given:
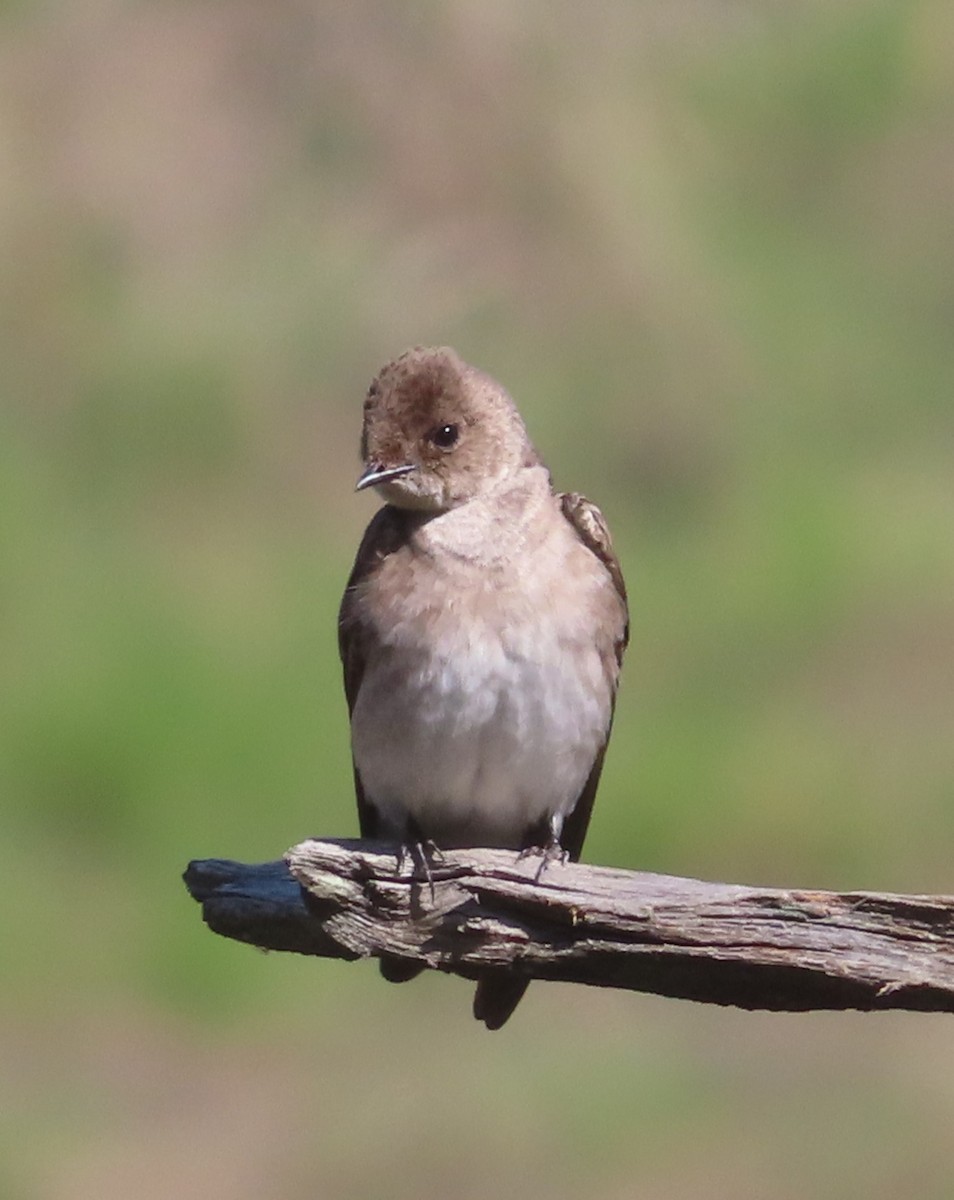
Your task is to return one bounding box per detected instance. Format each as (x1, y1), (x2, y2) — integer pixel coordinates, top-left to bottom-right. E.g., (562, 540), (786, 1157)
(182, 839), (954, 1012)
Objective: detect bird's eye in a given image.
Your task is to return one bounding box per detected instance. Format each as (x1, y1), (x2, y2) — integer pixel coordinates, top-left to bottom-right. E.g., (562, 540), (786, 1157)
(429, 423), (460, 449)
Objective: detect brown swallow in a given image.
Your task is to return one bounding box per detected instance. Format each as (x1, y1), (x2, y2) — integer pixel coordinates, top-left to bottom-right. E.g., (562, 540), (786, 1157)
(339, 346), (628, 1028)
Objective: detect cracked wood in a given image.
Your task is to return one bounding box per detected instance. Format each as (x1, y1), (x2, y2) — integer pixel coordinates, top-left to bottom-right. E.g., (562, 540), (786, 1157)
(183, 839), (954, 1013)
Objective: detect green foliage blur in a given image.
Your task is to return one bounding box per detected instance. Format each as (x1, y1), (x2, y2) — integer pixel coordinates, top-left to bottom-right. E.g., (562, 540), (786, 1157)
(2, 4), (953, 1198)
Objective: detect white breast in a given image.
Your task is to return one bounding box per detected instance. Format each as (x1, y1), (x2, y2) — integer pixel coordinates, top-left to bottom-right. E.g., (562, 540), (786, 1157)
(351, 553), (614, 848)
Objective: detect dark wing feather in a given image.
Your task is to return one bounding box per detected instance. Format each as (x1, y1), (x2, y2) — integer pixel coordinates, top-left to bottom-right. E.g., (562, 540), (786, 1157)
(558, 492), (629, 663)
(556, 491), (629, 861)
(338, 505), (411, 838)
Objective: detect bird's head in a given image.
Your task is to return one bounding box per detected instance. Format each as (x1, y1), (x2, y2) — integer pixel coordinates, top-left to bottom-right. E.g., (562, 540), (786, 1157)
(356, 346), (540, 512)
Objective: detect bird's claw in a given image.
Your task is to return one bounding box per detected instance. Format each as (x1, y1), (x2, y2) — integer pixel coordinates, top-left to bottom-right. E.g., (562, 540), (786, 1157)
(396, 839), (443, 902)
(518, 840), (569, 882)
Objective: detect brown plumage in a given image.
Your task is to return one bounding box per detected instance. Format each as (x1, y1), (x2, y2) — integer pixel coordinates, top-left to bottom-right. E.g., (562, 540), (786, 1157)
(339, 346), (628, 1028)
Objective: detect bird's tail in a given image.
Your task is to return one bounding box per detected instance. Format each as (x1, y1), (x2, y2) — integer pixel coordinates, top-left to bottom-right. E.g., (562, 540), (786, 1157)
(378, 960), (529, 1029)
(379, 957), (426, 984)
(473, 976), (530, 1030)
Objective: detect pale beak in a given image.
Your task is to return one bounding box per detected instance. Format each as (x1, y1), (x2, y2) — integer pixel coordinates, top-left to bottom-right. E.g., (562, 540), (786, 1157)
(355, 461), (417, 492)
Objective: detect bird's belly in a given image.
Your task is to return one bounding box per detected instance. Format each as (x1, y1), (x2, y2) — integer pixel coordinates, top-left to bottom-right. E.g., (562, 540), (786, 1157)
(351, 624), (610, 847)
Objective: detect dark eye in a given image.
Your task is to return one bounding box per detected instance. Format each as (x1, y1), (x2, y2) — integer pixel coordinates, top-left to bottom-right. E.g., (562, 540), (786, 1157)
(429, 423), (460, 449)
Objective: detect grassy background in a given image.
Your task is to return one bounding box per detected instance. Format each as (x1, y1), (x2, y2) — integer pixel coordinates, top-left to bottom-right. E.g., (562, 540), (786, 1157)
(2, 2), (953, 1197)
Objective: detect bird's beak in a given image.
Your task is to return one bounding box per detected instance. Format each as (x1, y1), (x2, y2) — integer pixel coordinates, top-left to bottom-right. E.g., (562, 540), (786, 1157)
(355, 461), (417, 492)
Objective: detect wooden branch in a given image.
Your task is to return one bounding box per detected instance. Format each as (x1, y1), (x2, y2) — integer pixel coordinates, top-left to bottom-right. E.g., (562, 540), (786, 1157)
(183, 839), (954, 1013)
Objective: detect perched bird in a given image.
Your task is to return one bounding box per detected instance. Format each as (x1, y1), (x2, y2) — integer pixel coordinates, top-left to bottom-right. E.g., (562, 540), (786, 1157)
(338, 346), (628, 1028)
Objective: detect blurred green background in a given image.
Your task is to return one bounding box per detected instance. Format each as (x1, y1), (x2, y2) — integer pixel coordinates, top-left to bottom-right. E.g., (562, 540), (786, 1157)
(2, 1), (953, 1197)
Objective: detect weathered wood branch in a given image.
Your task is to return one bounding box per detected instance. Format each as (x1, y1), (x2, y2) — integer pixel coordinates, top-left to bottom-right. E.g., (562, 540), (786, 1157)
(183, 839), (954, 1013)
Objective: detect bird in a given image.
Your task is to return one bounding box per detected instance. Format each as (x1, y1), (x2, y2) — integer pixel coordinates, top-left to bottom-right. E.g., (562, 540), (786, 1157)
(338, 346), (628, 1029)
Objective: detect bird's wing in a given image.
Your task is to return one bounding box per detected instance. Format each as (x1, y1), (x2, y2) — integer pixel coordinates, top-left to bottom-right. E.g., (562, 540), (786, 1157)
(555, 491), (629, 861)
(338, 505), (411, 837)
(558, 491), (629, 663)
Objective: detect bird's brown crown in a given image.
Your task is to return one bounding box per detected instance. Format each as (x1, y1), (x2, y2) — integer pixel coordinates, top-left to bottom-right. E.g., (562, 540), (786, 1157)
(359, 346), (541, 511)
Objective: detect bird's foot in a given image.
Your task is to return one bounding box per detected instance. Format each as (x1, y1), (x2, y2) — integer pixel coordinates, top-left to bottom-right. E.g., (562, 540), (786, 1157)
(395, 839), (444, 902)
(518, 839), (568, 883)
